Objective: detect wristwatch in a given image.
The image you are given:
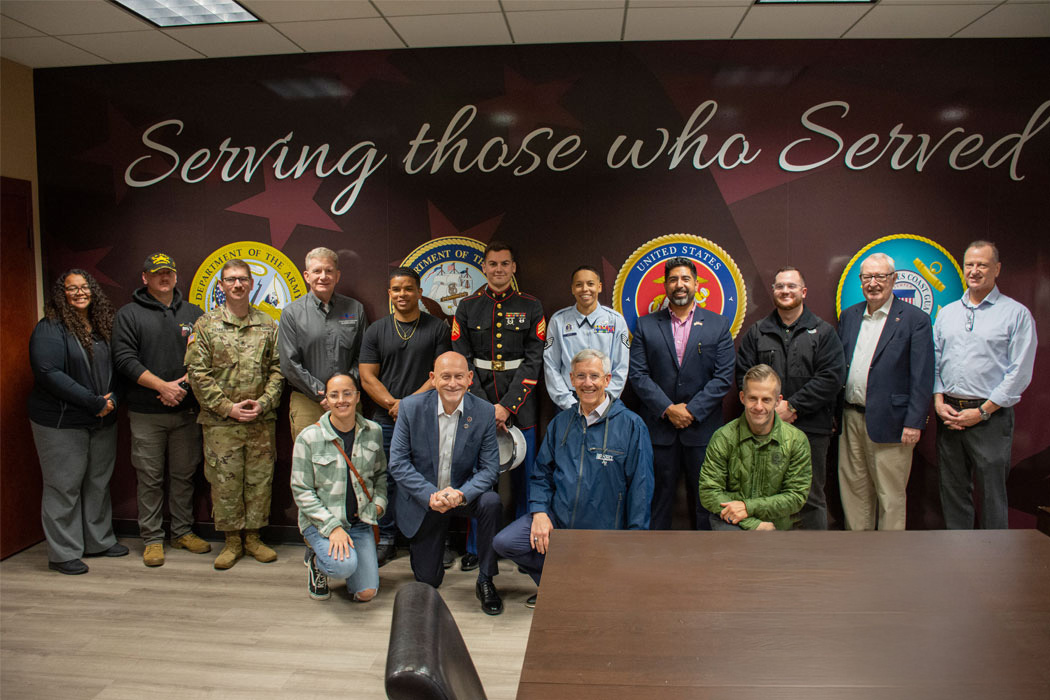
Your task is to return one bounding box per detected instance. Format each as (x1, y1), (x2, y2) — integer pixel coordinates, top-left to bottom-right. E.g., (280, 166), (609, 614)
(978, 406), (991, 422)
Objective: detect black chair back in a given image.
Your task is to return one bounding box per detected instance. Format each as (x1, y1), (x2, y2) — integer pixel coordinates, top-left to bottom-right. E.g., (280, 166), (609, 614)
(385, 582), (487, 700)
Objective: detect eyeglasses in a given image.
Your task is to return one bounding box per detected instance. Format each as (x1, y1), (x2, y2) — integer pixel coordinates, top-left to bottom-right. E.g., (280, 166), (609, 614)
(965, 306), (975, 332)
(65, 285), (91, 294)
(772, 283), (801, 291)
(222, 276), (251, 285)
(326, 390), (359, 400)
(859, 273), (892, 283)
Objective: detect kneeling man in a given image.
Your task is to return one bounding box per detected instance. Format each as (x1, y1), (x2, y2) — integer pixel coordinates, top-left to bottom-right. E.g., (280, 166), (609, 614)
(388, 351), (504, 614)
(494, 348), (654, 606)
(699, 364), (811, 531)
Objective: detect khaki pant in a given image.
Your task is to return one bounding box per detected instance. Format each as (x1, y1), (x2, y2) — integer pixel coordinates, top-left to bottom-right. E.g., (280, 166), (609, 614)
(202, 421), (275, 531)
(289, 391), (325, 442)
(838, 407), (915, 531)
(129, 411), (202, 544)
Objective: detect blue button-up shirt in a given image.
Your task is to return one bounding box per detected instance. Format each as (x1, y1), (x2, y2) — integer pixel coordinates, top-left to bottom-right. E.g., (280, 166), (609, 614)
(544, 304), (630, 410)
(933, 286), (1037, 408)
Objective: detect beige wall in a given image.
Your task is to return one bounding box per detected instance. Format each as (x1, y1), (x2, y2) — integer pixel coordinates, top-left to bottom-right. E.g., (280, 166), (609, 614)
(1, 57), (43, 313)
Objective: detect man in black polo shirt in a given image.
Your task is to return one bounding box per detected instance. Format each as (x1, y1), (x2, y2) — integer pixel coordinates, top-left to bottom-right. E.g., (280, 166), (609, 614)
(360, 267), (451, 565)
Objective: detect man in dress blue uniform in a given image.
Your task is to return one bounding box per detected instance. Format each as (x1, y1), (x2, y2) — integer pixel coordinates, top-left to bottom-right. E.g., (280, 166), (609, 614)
(453, 241), (545, 522)
(933, 241), (1036, 529)
(838, 253), (934, 531)
(628, 257), (735, 530)
(544, 265), (630, 410)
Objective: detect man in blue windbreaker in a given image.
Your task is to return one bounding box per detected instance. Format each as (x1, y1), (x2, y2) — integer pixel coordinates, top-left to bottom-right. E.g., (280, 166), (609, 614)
(494, 348), (654, 608)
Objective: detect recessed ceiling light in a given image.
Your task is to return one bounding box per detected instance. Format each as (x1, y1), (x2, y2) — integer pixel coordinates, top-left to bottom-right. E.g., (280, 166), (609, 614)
(111, 0), (259, 28)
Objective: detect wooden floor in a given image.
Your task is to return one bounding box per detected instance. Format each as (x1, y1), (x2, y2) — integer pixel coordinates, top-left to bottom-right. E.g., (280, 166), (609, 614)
(1, 539), (535, 699)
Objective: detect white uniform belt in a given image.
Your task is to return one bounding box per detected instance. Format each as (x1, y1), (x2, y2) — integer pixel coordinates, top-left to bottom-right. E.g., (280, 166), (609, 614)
(474, 358), (522, 371)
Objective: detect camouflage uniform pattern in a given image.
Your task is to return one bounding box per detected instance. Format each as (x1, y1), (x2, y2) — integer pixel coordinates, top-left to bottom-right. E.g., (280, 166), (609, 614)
(185, 304), (284, 530)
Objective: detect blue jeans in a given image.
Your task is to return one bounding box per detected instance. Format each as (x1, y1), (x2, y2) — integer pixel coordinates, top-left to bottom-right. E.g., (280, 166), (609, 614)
(303, 523), (379, 595)
(377, 418), (398, 544)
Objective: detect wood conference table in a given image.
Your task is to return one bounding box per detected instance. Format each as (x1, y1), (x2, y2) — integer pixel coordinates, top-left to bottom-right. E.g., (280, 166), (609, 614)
(516, 529), (1050, 699)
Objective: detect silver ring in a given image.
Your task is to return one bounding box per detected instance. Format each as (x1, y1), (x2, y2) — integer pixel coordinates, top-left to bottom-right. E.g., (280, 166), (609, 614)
(533, 537), (538, 542)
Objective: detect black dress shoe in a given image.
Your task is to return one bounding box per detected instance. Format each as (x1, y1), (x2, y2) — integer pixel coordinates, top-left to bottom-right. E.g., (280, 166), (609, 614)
(48, 559), (88, 575)
(525, 593), (538, 608)
(376, 543), (397, 568)
(475, 579), (503, 615)
(442, 545), (454, 569)
(460, 553), (479, 571)
(85, 543), (129, 557)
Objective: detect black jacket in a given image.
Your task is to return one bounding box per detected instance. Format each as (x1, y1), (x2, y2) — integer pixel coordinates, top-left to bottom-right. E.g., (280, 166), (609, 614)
(112, 287), (202, 414)
(735, 307), (846, 435)
(28, 319), (119, 429)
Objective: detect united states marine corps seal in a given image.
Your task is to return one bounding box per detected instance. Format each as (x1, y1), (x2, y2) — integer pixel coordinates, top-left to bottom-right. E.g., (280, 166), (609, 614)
(400, 236), (514, 319)
(613, 234), (747, 337)
(189, 241), (305, 323)
(836, 234), (964, 321)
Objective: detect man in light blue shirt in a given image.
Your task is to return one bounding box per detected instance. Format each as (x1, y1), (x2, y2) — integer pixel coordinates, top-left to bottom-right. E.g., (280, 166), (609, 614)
(933, 240), (1036, 530)
(544, 265), (630, 410)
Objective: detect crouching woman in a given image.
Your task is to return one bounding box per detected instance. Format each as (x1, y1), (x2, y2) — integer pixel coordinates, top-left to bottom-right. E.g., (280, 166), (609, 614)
(291, 373), (387, 601)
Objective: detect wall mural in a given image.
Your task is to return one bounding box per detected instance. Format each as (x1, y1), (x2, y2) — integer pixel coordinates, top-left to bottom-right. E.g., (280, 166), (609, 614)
(33, 39), (1049, 530)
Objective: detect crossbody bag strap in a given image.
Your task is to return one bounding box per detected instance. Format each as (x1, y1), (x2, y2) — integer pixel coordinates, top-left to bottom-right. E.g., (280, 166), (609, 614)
(332, 436), (372, 501)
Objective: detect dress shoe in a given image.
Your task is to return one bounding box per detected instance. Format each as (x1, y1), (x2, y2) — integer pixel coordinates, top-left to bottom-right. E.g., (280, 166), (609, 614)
(460, 553), (479, 571)
(526, 593), (538, 608)
(143, 543), (165, 567)
(85, 543), (129, 557)
(49, 559), (88, 575)
(475, 579), (503, 615)
(377, 542), (397, 567)
(442, 545), (454, 570)
(171, 532), (212, 554)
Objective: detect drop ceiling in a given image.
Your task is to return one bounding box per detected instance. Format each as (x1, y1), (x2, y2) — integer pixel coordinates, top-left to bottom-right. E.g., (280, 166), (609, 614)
(1, 0), (1047, 69)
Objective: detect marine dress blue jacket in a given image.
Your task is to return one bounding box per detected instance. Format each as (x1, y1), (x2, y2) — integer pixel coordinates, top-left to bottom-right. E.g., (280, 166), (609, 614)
(529, 397), (655, 530)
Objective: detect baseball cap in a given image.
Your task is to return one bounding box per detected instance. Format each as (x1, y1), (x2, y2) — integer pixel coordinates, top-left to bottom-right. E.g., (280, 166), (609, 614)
(143, 252), (177, 273)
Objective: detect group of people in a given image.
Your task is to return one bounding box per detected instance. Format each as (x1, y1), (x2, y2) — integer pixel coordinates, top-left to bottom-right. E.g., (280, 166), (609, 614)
(28, 239), (1035, 617)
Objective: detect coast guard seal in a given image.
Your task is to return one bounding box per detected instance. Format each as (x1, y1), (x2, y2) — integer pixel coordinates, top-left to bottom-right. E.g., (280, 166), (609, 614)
(836, 234), (964, 321)
(613, 234), (747, 337)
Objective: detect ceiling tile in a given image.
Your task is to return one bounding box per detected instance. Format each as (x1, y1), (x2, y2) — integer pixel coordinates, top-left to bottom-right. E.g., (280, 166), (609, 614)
(846, 4), (998, 37)
(879, 0), (999, 3)
(0, 16), (44, 38)
(504, 1), (623, 10)
(245, 0), (378, 22)
(62, 30), (204, 63)
(374, 0), (500, 16)
(0, 36), (108, 68)
(0, 0), (146, 35)
(625, 7), (747, 40)
(390, 12), (511, 47)
(735, 6), (872, 39)
(162, 23), (303, 57)
(955, 3), (1050, 35)
(274, 18), (405, 51)
(631, 0), (751, 6)
(509, 8), (624, 43)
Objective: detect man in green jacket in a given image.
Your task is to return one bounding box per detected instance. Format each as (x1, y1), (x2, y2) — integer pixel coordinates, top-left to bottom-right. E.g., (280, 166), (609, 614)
(699, 364), (811, 531)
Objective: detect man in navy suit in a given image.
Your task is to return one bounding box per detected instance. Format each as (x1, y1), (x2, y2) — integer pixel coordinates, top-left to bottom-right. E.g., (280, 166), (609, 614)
(388, 351), (504, 614)
(628, 257), (735, 530)
(837, 253), (934, 531)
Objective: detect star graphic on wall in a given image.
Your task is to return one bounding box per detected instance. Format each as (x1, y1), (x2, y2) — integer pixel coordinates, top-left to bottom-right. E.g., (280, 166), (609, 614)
(387, 203), (503, 269)
(225, 166), (343, 249)
(78, 105), (169, 204)
(477, 67), (582, 146)
(44, 237), (118, 288)
(305, 52), (411, 105)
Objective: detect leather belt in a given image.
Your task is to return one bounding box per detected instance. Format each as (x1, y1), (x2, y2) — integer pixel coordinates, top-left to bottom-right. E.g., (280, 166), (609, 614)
(845, 402), (866, 413)
(474, 358), (522, 372)
(944, 395), (985, 410)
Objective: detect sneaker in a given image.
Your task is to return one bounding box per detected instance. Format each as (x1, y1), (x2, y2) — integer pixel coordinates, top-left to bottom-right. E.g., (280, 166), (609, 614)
(460, 553), (479, 571)
(307, 554), (330, 600)
(303, 547), (312, 567)
(48, 559), (88, 575)
(525, 593), (537, 608)
(143, 543), (164, 567)
(84, 543), (129, 558)
(171, 532), (212, 554)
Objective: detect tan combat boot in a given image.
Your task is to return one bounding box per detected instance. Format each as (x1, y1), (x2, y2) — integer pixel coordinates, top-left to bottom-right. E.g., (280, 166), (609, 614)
(213, 531), (243, 570)
(244, 529), (277, 563)
(171, 532), (212, 554)
(143, 542), (164, 567)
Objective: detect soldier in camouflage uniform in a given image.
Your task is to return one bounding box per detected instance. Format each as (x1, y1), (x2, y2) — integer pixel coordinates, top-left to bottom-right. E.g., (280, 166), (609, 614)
(185, 259), (284, 569)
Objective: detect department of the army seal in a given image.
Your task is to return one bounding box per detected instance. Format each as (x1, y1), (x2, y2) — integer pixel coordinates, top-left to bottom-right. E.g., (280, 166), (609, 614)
(189, 241), (305, 323)
(613, 234), (747, 337)
(399, 236), (514, 319)
(836, 234), (964, 321)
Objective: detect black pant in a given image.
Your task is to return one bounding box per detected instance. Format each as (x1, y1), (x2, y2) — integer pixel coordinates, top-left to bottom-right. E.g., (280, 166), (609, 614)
(409, 490), (501, 587)
(798, 433), (830, 530)
(651, 441), (711, 530)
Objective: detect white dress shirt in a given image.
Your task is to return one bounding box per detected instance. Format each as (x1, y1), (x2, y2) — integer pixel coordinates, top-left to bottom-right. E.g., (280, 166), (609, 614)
(845, 297), (893, 406)
(436, 396), (464, 491)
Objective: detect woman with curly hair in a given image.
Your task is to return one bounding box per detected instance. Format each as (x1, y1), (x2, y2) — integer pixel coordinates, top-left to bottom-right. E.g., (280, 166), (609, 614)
(28, 269), (129, 574)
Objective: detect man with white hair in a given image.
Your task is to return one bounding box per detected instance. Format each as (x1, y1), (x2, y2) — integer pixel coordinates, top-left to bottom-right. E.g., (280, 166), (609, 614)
(494, 348), (654, 607)
(280, 247), (368, 440)
(837, 253), (934, 531)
